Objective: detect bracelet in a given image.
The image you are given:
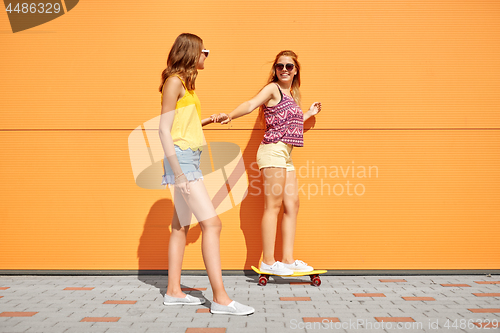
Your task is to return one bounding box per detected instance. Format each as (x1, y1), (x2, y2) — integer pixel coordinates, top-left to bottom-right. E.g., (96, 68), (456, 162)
(175, 172), (185, 180)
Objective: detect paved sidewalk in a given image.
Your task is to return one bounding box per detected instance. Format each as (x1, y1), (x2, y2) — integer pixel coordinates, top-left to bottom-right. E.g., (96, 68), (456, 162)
(0, 274), (499, 333)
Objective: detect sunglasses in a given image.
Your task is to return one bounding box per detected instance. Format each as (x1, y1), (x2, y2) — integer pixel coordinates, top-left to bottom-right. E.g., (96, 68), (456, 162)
(202, 49), (209, 57)
(275, 63), (294, 71)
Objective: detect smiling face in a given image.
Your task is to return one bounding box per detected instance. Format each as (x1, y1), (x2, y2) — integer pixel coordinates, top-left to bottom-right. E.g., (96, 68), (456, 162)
(275, 56), (297, 85)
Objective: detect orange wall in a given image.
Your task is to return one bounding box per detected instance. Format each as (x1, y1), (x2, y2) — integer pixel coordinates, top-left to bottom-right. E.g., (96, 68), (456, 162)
(1, 0), (499, 270)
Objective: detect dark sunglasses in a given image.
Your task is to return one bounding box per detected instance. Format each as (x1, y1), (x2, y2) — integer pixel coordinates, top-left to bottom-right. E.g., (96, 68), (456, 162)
(202, 49), (209, 57)
(275, 63), (294, 71)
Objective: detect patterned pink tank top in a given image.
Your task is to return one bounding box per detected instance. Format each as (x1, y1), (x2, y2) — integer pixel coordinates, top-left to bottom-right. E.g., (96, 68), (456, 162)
(262, 84), (304, 147)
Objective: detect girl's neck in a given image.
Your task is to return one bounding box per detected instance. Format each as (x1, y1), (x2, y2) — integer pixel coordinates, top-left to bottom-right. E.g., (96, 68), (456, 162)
(276, 81), (292, 91)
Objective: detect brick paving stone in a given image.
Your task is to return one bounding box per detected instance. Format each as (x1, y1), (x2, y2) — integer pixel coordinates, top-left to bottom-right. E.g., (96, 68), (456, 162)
(375, 316), (415, 322)
(80, 316), (120, 322)
(3, 321), (56, 332)
(103, 300), (138, 304)
(63, 287), (94, 291)
(379, 279), (407, 282)
(23, 328), (74, 333)
(352, 293), (385, 297)
(65, 325), (125, 333)
(303, 316), (340, 322)
(170, 320), (205, 328)
(259, 321), (289, 329)
(196, 308), (211, 313)
(402, 297), (436, 301)
(0, 311), (38, 317)
(106, 329), (149, 333)
(468, 308), (500, 313)
(156, 316), (193, 323)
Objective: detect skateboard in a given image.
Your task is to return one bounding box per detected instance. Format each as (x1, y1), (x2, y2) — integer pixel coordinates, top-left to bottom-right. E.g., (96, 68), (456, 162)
(251, 266), (327, 287)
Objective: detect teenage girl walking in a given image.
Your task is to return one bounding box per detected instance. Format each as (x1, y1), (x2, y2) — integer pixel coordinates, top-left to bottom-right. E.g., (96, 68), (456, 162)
(158, 33), (254, 315)
(217, 50), (322, 276)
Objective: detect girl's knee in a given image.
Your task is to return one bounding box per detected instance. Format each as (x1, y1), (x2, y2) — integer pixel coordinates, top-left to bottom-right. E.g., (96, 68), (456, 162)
(200, 217), (222, 232)
(171, 224), (189, 233)
(264, 203), (282, 215)
(264, 197), (284, 211)
(284, 197), (300, 213)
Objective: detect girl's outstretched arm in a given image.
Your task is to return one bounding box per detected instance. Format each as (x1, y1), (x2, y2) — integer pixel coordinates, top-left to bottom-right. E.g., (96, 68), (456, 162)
(219, 83), (280, 124)
(201, 114), (217, 127)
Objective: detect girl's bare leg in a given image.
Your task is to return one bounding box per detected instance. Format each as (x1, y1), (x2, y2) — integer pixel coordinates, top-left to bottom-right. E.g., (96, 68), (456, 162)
(261, 167), (286, 265)
(198, 215), (231, 305)
(281, 170), (300, 264)
(180, 180), (232, 306)
(166, 209), (190, 298)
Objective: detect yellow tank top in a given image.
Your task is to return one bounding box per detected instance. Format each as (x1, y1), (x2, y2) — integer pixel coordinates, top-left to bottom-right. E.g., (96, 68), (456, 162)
(161, 75), (204, 151)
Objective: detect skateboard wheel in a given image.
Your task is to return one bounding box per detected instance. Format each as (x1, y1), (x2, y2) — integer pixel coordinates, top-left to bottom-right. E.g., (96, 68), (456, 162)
(312, 276), (321, 287)
(258, 275), (268, 286)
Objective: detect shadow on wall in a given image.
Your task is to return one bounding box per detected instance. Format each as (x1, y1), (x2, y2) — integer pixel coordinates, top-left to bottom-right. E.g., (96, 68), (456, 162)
(238, 120), (265, 274)
(136, 198), (202, 294)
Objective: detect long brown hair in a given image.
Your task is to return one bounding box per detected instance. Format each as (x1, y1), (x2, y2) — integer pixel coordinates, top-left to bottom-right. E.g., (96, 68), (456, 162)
(159, 33), (203, 97)
(258, 50), (302, 128)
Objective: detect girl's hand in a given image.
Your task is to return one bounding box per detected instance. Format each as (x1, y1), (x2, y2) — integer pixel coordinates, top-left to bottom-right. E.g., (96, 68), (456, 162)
(174, 174), (190, 195)
(210, 113), (228, 123)
(209, 114), (218, 123)
(308, 102), (322, 117)
(219, 113), (232, 124)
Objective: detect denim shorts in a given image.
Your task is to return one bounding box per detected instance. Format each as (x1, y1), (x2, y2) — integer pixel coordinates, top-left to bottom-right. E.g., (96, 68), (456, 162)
(256, 141), (295, 172)
(161, 145), (204, 185)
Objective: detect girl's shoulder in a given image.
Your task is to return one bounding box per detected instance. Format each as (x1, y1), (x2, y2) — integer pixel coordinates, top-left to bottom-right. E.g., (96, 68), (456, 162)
(161, 75), (187, 105)
(264, 82), (279, 89)
(262, 82), (281, 96)
(163, 75), (187, 92)
(165, 74), (184, 86)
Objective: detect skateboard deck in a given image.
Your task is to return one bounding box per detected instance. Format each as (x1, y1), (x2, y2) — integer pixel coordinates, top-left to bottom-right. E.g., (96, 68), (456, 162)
(251, 266), (327, 286)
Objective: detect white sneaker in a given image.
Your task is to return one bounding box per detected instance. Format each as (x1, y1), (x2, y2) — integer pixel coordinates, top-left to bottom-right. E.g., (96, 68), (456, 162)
(259, 261), (293, 276)
(283, 260), (314, 272)
(210, 300), (255, 316)
(163, 294), (205, 305)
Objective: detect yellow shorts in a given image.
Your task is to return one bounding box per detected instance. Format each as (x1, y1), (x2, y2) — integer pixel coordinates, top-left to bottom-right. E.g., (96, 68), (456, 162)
(256, 141), (295, 172)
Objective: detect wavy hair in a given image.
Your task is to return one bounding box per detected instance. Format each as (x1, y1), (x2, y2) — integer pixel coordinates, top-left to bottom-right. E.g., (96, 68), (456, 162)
(159, 33), (203, 97)
(258, 50), (301, 128)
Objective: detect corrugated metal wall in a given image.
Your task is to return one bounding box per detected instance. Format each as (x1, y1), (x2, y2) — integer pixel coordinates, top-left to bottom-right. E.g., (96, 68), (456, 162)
(1, 0), (499, 270)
